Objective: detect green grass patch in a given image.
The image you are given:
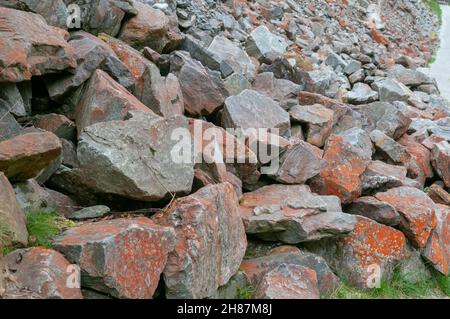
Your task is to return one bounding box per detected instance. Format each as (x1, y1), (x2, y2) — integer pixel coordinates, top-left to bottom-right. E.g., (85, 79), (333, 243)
(329, 268), (448, 299)
(423, 0), (442, 23)
(26, 211), (77, 249)
(236, 284), (256, 299)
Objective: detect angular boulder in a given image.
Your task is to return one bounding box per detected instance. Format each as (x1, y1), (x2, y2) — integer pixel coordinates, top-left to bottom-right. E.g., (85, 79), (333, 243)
(423, 204), (450, 276)
(222, 90), (290, 137)
(0, 172), (28, 247)
(307, 216), (409, 289)
(0, 7), (76, 82)
(75, 69), (152, 134)
(346, 83), (379, 105)
(4, 248), (83, 299)
(76, 114), (194, 201)
(375, 187), (437, 248)
(118, 0), (183, 52)
(245, 26), (289, 62)
(345, 196), (400, 226)
(431, 141), (450, 187)
(153, 183), (247, 299)
(0, 132), (62, 182)
(53, 217), (176, 299)
(239, 184), (356, 244)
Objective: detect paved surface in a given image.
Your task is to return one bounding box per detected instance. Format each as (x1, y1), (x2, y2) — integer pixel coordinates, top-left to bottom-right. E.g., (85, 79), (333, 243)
(430, 5), (450, 100)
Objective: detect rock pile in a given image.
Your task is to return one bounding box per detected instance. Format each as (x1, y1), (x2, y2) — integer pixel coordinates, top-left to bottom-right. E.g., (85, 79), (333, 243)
(0, 0), (448, 299)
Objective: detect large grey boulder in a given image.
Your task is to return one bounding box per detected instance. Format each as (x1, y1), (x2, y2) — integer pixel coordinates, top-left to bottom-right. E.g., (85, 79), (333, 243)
(222, 90), (290, 137)
(346, 83), (378, 105)
(375, 78), (412, 102)
(76, 113), (194, 201)
(245, 25), (288, 62)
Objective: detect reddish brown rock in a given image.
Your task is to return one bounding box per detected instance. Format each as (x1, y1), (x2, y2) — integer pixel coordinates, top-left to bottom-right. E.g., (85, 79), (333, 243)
(118, 1), (184, 52)
(239, 185), (356, 243)
(153, 183), (247, 299)
(431, 141), (450, 188)
(171, 52), (226, 117)
(53, 217), (176, 299)
(346, 196), (400, 226)
(33, 114), (76, 141)
(310, 133), (371, 204)
(0, 7), (76, 82)
(428, 184), (450, 205)
(361, 160), (422, 193)
(423, 204), (450, 275)
(253, 264), (320, 299)
(240, 246), (340, 296)
(308, 216), (409, 289)
(75, 69), (154, 134)
(270, 141), (326, 184)
(0, 132), (62, 182)
(398, 134), (434, 187)
(4, 248), (83, 299)
(375, 187), (437, 248)
(289, 104), (334, 147)
(99, 34), (184, 117)
(0, 173), (28, 247)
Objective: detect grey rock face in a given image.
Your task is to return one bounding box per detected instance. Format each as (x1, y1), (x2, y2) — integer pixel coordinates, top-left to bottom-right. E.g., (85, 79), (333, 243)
(77, 114), (194, 201)
(346, 83), (379, 105)
(375, 78), (412, 102)
(245, 25), (288, 62)
(222, 90), (290, 137)
(67, 205), (110, 220)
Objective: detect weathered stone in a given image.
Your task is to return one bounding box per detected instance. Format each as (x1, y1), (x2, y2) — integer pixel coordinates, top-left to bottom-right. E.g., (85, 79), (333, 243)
(370, 130), (411, 164)
(190, 119), (259, 186)
(375, 187), (437, 248)
(239, 185), (356, 244)
(222, 90), (290, 137)
(240, 246), (340, 296)
(431, 141), (450, 188)
(310, 129), (372, 204)
(252, 73), (302, 109)
(65, 0), (136, 37)
(253, 264), (319, 299)
(118, 0), (183, 52)
(208, 36), (256, 80)
(388, 64), (433, 87)
(245, 26), (288, 63)
(66, 205), (110, 220)
(344, 60), (362, 76)
(75, 69), (152, 134)
(53, 217), (175, 299)
(13, 179), (76, 216)
(289, 104), (334, 147)
(224, 73), (252, 96)
(375, 78), (412, 102)
(0, 172), (28, 246)
(361, 160), (421, 194)
(346, 83), (379, 105)
(153, 183), (247, 299)
(33, 114), (76, 141)
(170, 51), (225, 116)
(0, 7), (76, 82)
(354, 101), (411, 139)
(346, 196), (400, 226)
(428, 184), (450, 206)
(100, 33), (183, 117)
(422, 204), (450, 276)
(76, 114), (194, 201)
(0, 0), (68, 28)
(309, 216), (408, 289)
(0, 110), (22, 142)
(0, 132), (62, 182)
(270, 141), (326, 184)
(4, 248), (82, 299)
(0, 83), (27, 117)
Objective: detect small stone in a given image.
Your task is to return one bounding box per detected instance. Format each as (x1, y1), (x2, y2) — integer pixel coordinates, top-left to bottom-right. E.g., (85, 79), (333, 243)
(67, 205), (111, 220)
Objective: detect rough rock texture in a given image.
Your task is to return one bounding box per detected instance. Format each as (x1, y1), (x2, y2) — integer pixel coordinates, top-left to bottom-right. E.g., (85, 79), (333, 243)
(53, 217), (176, 299)
(239, 184), (356, 244)
(76, 114), (194, 201)
(0, 7), (76, 82)
(4, 248), (83, 299)
(307, 216), (409, 289)
(0, 172), (28, 246)
(375, 187), (437, 248)
(153, 183), (247, 299)
(0, 131), (62, 182)
(431, 141), (450, 187)
(346, 196), (400, 227)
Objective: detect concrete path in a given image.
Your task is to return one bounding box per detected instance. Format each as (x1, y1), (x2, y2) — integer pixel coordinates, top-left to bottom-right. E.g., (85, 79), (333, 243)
(430, 5), (450, 100)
